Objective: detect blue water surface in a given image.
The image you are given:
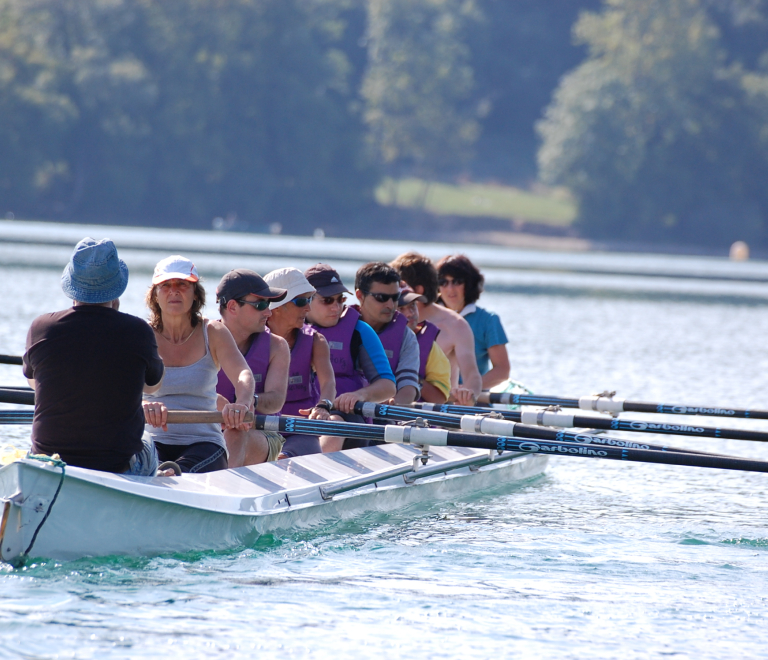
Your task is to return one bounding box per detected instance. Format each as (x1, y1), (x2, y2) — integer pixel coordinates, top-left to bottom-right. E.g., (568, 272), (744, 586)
(1, 232), (768, 659)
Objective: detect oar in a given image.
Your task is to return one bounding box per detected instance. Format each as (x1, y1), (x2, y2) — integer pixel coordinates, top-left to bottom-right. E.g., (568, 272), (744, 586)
(252, 414), (768, 474)
(479, 391), (768, 421)
(413, 402), (768, 444)
(0, 410), (257, 424)
(0, 388), (34, 406)
(353, 402), (730, 458)
(0, 355), (22, 366)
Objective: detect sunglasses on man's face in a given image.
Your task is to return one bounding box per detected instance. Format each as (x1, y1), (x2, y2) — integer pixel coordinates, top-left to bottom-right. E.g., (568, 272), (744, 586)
(363, 291), (400, 304)
(237, 298), (271, 311)
(290, 296), (314, 308)
(319, 295), (345, 306)
(438, 277), (464, 287)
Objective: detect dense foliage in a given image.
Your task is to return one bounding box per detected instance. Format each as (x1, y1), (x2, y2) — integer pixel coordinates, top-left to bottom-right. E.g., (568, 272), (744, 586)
(538, 0), (768, 245)
(1, 0), (767, 246)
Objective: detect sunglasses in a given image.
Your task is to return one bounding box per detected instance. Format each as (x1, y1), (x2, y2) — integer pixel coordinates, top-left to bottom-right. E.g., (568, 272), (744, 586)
(319, 295), (345, 306)
(237, 298), (271, 311)
(438, 277), (464, 287)
(363, 291), (400, 304)
(290, 296), (314, 307)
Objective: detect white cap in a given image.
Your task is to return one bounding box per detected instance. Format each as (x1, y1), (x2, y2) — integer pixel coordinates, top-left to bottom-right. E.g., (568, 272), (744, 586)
(263, 267), (316, 309)
(152, 255), (200, 285)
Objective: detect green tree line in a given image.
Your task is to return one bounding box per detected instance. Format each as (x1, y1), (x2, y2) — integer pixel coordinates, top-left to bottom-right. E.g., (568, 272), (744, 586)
(1, 0), (767, 247)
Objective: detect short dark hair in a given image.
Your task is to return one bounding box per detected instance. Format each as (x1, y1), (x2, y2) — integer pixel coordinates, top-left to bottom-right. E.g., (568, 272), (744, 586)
(390, 252), (439, 304)
(436, 254), (484, 305)
(146, 281), (206, 332)
(355, 262), (400, 293)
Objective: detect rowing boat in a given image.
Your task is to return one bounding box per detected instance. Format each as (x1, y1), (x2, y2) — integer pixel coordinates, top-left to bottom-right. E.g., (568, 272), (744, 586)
(0, 441), (546, 565)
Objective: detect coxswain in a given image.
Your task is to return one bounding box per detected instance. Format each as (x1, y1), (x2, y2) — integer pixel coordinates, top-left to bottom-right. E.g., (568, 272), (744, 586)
(263, 268), (336, 458)
(215, 268), (291, 466)
(23, 238), (165, 476)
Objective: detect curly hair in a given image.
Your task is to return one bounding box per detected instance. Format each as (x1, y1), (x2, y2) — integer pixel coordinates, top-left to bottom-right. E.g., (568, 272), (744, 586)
(389, 252), (439, 304)
(146, 281), (206, 332)
(436, 254), (484, 305)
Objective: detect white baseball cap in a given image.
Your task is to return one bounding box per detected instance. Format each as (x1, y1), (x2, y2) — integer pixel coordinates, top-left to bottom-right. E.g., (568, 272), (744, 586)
(152, 255), (200, 285)
(263, 268), (316, 309)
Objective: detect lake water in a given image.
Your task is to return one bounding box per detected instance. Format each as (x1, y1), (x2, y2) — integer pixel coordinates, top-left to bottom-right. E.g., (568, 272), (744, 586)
(2, 225), (768, 659)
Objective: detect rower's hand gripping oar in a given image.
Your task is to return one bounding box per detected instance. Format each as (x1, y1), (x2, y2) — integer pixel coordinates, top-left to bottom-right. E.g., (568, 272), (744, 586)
(412, 402), (768, 444)
(479, 390), (768, 421)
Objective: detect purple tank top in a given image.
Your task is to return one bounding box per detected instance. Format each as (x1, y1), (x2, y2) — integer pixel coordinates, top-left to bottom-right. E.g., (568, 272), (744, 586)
(216, 326), (271, 403)
(281, 324), (318, 416)
(416, 320), (440, 380)
(312, 307), (367, 395)
(375, 310), (408, 373)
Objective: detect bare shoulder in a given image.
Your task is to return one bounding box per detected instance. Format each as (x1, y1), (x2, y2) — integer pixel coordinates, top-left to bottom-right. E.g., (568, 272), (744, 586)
(206, 318), (231, 341)
(313, 331), (329, 347)
(269, 332), (290, 355)
(435, 306), (471, 334)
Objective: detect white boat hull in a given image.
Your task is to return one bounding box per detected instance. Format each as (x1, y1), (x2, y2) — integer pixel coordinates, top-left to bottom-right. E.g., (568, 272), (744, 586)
(1, 443), (547, 564)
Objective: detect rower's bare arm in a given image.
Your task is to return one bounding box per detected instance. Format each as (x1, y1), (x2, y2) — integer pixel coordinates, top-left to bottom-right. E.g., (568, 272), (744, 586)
(302, 334), (336, 420)
(453, 319), (483, 396)
(482, 344), (510, 390)
(258, 334), (289, 413)
(334, 378), (396, 413)
(209, 322), (255, 419)
(311, 333), (336, 402)
(394, 385), (418, 405)
(420, 381), (447, 403)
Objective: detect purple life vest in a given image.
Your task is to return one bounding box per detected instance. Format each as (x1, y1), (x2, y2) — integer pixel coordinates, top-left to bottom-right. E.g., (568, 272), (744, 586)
(371, 309), (408, 374)
(416, 320), (440, 381)
(312, 306), (367, 395)
(281, 324), (318, 416)
(216, 326), (271, 403)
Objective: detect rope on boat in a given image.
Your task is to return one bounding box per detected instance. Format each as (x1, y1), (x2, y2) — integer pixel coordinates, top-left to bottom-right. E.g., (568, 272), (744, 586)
(21, 453), (66, 560)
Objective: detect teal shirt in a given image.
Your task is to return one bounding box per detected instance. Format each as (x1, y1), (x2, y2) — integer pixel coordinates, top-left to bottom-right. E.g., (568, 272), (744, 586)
(462, 305), (508, 375)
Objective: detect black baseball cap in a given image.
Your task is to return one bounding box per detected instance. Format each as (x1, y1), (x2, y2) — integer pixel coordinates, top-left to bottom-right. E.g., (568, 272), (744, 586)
(398, 285), (426, 306)
(304, 263), (351, 297)
(216, 269), (287, 304)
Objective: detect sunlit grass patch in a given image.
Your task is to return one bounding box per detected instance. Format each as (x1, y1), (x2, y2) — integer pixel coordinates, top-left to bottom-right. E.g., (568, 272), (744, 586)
(375, 178), (577, 226)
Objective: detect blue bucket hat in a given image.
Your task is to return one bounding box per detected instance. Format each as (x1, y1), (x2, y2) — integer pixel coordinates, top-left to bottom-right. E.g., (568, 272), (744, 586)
(61, 237), (129, 304)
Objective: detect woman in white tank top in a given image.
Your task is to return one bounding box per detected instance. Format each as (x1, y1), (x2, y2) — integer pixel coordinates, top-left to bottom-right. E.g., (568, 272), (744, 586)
(142, 255), (254, 473)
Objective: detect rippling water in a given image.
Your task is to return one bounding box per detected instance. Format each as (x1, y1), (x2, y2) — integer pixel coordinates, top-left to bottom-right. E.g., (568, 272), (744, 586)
(2, 231), (768, 659)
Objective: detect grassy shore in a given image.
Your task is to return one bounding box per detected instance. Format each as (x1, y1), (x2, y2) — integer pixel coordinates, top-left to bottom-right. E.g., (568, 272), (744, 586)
(374, 178), (577, 226)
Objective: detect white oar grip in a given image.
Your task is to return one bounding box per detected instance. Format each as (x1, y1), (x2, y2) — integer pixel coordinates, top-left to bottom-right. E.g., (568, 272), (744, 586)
(520, 410), (576, 427)
(460, 416), (516, 436)
(578, 395), (625, 413)
(383, 425), (448, 446)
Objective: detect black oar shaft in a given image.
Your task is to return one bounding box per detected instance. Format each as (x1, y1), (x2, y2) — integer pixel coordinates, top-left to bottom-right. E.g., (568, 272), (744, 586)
(359, 403), (727, 458)
(254, 414), (768, 474)
(0, 355), (23, 366)
(0, 388), (34, 406)
(414, 402), (768, 443)
(483, 392), (768, 421)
